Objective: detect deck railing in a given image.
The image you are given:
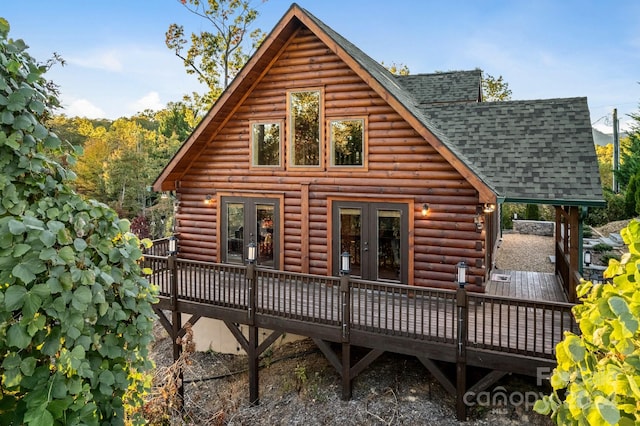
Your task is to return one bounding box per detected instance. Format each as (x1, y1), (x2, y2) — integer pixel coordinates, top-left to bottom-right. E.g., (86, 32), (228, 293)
(349, 279), (458, 343)
(467, 293), (577, 358)
(144, 255), (577, 360)
(144, 237), (172, 257)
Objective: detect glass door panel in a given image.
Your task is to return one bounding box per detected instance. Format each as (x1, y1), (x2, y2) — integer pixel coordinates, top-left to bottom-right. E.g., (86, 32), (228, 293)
(257, 204), (275, 267)
(333, 201), (407, 283)
(339, 207), (362, 277)
(226, 203), (244, 264)
(377, 210), (401, 281)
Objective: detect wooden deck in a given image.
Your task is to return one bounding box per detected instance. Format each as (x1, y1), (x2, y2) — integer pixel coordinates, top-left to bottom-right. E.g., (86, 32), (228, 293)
(486, 269), (567, 302)
(145, 254), (578, 420)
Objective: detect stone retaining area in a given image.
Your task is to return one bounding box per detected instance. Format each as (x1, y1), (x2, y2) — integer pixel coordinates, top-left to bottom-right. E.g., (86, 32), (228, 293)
(513, 220), (555, 236)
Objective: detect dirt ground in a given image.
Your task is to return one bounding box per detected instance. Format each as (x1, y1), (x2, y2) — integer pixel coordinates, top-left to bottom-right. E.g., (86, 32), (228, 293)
(146, 322), (553, 425)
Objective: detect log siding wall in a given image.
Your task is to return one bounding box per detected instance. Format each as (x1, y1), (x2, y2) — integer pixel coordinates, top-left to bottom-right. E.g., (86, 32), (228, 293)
(175, 29), (486, 290)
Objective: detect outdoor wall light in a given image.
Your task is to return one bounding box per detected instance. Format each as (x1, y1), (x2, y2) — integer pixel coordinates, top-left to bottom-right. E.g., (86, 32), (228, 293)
(422, 203), (429, 216)
(168, 235), (178, 256)
(204, 194), (213, 205)
(340, 251), (351, 275)
(584, 250), (592, 266)
(247, 241), (257, 264)
(483, 203), (496, 213)
(457, 261), (468, 288)
(474, 214), (484, 232)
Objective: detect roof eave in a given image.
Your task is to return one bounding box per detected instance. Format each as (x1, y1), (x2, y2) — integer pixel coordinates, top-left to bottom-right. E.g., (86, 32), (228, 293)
(500, 197), (606, 208)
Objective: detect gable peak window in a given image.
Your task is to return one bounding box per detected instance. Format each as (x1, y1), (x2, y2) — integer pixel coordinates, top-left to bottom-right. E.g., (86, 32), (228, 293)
(289, 90), (321, 167)
(330, 118), (364, 167)
(251, 122), (281, 167)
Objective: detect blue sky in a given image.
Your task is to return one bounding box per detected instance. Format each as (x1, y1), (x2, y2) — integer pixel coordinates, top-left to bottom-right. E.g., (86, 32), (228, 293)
(3, 0), (639, 133)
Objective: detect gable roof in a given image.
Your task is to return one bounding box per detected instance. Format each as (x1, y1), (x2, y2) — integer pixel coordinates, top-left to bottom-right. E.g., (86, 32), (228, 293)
(418, 98), (604, 205)
(395, 70), (482, 105)
(153, 3), (604, 208)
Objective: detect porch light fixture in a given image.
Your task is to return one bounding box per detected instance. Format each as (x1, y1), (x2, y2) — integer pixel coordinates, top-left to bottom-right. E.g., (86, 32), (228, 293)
(584, 250), (592, 267)
(483, 203), (496, 213)
(168, 235), (178, 256)
(422, 203), (429, 216)
(247, 241), (257, 264)
(457, 261), (468, 288)
(340, 251), (351, 275)
(474, 214), (484, 232)
(204, 194), (213, 205)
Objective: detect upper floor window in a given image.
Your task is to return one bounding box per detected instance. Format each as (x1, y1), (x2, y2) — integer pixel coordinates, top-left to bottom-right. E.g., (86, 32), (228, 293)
(330, 118), (364, 167)
(251, 122), (281, 167)
(289, 90), (321, 167)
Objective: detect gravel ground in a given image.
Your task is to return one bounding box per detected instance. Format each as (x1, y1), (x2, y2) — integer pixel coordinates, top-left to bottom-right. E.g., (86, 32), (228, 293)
(494, 233), (555, 273)
(145, 232), (562, 425)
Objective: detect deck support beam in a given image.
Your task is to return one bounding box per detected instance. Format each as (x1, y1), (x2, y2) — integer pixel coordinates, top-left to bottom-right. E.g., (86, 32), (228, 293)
(417, 356), (456, 396)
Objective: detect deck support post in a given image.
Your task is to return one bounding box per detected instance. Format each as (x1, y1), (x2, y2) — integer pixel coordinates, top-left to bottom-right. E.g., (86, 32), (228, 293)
(168, 254), (184, 411)
(341, 343), (351, 399)
(248, 325), (259, 405)
(245, 263), (260, 405)
(456, 285), (468, 421)
(340, 274), (352, 399)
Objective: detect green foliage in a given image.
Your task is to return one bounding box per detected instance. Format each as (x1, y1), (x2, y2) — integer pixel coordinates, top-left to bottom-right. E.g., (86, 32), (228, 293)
(625, 171), (640, 217)
(586, 190), (629, 226)
(535, 220), (640, 425)
(67, 112), (183, 218)
(0, 18), (157, 424)
(600, 252), (621, 265)
(481, 73), (512, 101)
(166, 0), (266, 106)
(592, 242), (613, 253)
(615, 131), (640, 192)
(525, 203), (540, 220)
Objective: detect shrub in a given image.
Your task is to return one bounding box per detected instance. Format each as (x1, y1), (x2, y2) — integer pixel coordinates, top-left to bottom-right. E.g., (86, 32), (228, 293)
(592, 242), (613, 253)
(0, 18), (157, 424)
(586, 190), (628, 227)
(534, 219), (640, 424)
(525, 203), (540, 220)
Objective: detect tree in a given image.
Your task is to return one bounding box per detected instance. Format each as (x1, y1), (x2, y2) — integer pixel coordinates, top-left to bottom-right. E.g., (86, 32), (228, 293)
(616, 115), (640, 191)
(0, 18), (156, 424)
(382, 61), (410, 76)
(482, 73), (512, 101)
(166, 0), (266, 107)
(535, 219), (640, 425)
(596, 143), (614, 191)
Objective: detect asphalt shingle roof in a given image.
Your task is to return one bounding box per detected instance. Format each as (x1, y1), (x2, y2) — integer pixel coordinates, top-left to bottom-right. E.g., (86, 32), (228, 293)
(418, 98), (604, 204)
(395, 71), (482, 105)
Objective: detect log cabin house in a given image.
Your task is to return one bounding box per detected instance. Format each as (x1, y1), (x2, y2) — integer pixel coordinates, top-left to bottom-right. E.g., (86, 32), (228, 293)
(153, 3), (603, 298)
(150, 4), (604, 417)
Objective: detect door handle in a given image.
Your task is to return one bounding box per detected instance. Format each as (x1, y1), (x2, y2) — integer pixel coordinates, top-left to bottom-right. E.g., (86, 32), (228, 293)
(363, 241), (369, 252)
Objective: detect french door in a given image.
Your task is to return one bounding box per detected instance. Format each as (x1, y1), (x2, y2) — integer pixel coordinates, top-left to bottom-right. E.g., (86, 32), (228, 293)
(220, 196), (279, 267)
(333, 201), (408, 283)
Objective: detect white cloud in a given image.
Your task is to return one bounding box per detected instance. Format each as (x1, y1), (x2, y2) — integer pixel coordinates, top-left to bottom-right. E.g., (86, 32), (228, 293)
(63, 98), (106, 119)
(128, 91), (165, 114)
(69, 49), (124, 72)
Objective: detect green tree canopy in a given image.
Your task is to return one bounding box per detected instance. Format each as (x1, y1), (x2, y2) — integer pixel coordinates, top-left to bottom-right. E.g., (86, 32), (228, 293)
(0, 17), (156, 424)
(482, 73), (512, 101)
(166, 0), (266, 108)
